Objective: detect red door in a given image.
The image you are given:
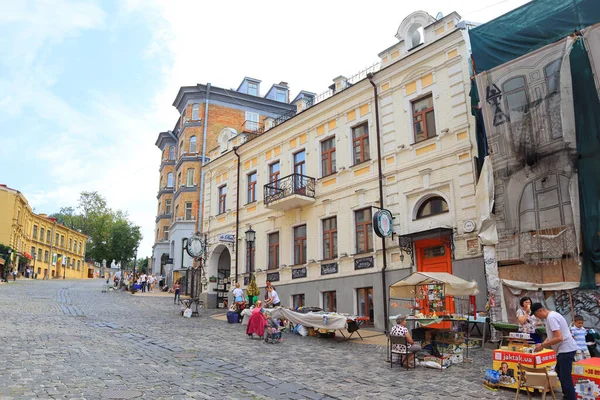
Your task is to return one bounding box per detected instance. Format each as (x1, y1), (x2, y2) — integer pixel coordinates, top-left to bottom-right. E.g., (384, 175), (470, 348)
(415, 238), (454, 315)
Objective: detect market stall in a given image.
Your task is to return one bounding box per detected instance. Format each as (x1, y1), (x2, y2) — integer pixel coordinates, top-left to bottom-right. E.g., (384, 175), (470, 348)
(270, 308), (368, 340)
(389, 272), (480, 368)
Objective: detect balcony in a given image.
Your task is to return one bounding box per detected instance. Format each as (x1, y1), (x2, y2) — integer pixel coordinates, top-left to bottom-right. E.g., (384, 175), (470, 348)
(264, 173), (316, 211)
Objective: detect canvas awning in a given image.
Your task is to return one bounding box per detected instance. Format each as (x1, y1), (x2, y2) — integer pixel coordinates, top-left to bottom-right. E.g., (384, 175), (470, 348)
(501, 279), (580, 295)
(389, 272), (479, 299)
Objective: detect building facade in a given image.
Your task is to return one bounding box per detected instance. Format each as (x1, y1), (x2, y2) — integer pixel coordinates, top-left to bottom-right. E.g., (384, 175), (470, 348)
(0, 184), (87, 279)
(152, 80), (307, 288)
(201, 11), (484, 330)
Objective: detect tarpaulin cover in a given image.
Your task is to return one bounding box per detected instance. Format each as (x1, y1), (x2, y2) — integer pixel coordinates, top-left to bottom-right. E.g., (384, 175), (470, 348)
(389, 272), (479, 299)
(501, 278), (580, 294)
(269, 308), (347, 330)
(470, 0), (600, 73)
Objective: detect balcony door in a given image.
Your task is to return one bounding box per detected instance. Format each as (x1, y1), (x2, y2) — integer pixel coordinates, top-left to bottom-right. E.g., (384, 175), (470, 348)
(293, 150), (306, 194)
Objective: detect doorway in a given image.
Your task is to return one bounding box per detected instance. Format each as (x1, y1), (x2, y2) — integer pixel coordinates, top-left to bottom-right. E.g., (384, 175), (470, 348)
(356, 287), (374, 324)
(415, 238), (454, 314)
(216, 247), (231, 309)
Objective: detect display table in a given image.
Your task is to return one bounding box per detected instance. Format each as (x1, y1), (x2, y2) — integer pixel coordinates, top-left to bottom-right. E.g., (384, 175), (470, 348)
(572, 357), (600, 399)
(492, 348), (556, 390)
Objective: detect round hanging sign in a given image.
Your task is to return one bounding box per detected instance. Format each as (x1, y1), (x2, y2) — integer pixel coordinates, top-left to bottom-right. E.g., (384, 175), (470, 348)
(373, 209), (394, 238)
(186, 235), (205, 258)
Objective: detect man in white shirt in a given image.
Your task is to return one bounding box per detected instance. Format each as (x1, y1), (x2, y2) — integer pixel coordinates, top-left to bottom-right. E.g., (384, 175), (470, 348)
(532, 303), (578, 400)
(140, 273), (147, 293)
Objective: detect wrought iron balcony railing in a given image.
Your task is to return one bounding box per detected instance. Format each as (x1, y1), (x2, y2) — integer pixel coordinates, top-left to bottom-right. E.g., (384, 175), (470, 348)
(264, 173), (316, 206)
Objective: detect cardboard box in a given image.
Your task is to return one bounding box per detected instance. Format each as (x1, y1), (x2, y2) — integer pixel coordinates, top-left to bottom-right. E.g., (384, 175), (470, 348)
(424, 355), (453, 368)
(492, 349), (556, 390)
(572, 358), (600, 400)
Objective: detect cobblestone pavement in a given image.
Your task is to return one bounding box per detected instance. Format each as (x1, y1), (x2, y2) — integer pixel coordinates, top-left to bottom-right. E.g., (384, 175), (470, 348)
(0, 280), (519, 400)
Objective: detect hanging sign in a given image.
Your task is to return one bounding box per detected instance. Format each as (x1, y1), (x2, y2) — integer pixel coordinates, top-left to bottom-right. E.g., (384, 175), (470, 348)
(219, 234), (235, 243)
(373, 209), (394, 238)
(266, 271), (280, 282)
(291, 267), (307, 279)
(186, 235), (205, 257)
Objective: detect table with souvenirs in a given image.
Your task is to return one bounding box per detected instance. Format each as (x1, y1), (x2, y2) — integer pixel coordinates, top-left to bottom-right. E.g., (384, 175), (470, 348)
(269, 307), (369, 340)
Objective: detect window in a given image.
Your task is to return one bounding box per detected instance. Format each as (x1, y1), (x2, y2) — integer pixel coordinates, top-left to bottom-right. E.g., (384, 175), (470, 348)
(69, 238), (72, 251)
(355, 208), (373, 254)
(78, 242), (82, 254)
(293, 150), (306, 192)
(163, 226), (169, 241)
(179, 141), (184, 157)
(31, 246), (35, 258)
(292, 294), (305, 309)
(323, 291), (337, 312)
(294, 225), (307, 265)
(246, 241), (255, 273)
(268, 232), (279, 270)
(321, 137), (336, 177)
(416, 196), (449, 219)
(352, 123), (370, 164)
(412, 95), (436, 142)
(218, 185), (227, 214)
(186, 168), (194, 187)
(44, 250), (49, 262)
(37, 248), (42, 260)
(46, 231), (51, 243)
(503, 76), (528, 124)
(67, 257), (70, 268)
(169, 146), (175, 160)
(77, 260), (80, 270)
(248, 82), (258, 96)
(247, 172), (257, 203)
(40, 228), (44, 242)
(73, 240), (77, 252)
(184, 202), (193, 220)
(322, 217), (338, 260)
(544, 60), (563, 139)
(167, 173), (173, 188)
(189, 136), (197, 153)
(245, 111), (259, 131)
(276, 89), (287, 102)
(165, 199), (172, 214)
(192, 103), (199, 120)
(59, 234), (63, 247)
(269, 162), (280, 193)
(33, 225), (38, 239)
(177, 172), (182, 189)
(357, 287), (374, 323)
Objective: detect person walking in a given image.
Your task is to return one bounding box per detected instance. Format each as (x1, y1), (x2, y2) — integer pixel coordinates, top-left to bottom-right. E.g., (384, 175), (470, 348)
(173, 280), (181, 304)
(531, 303), (578, 400)
(140, 273), (147, 293)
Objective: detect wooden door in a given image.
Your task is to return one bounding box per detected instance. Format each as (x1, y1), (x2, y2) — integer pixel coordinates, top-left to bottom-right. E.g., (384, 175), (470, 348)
(415, 238), (454, 314)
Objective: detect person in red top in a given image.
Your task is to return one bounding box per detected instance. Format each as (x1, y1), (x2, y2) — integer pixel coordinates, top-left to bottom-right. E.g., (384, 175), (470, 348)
(246, 300), (267, 338)
(173, 280), (182, 304)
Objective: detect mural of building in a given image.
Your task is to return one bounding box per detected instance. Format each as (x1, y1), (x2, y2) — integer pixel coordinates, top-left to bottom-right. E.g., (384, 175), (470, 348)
(152, 80), (305, 289)
(200, 11), (483, 330)
(0, 184), (87, 279)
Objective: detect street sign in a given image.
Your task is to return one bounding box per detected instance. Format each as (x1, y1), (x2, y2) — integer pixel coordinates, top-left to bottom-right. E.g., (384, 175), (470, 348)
(166, 258), (174, 264)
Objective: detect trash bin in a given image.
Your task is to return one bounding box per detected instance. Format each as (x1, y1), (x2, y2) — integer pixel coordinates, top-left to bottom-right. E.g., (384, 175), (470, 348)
(227, 311), (239, 324)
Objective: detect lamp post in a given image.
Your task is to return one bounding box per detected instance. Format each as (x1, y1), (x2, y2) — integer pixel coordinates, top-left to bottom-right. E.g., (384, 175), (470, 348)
(32, 252), (37, 279)
(245, 226), (255, 275)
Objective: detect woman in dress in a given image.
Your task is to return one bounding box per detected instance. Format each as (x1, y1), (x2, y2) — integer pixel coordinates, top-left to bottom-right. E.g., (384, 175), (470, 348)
(516, 296), (542, 343)
(246, 300), (267, 338)
(390, 315), (422, 367)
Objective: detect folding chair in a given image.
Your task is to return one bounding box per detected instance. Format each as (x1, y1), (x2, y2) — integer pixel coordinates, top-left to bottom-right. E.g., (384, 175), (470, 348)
(389, 334), (413, 370)
(515, 363), (558, 400)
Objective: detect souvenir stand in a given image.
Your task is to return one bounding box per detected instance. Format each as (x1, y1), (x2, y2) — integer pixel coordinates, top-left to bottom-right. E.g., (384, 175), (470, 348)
(389, 272), (480, 369)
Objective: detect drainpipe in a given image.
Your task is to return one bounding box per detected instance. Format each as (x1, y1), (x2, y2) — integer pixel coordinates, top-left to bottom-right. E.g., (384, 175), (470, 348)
(233, 146), (241, 283)
(368, 73), (389, 332)
(197, 83), (211, 232)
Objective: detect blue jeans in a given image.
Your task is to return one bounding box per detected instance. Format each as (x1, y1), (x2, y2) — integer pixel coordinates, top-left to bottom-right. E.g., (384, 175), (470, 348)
(556, 350), (576, 400)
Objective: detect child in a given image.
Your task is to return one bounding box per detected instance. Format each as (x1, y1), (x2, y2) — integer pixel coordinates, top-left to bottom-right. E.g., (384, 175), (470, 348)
(264, 311), (282, 341)
(571, 315), (591, 361)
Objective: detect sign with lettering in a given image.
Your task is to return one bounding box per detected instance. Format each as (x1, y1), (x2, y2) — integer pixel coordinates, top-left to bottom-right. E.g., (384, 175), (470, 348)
(291, 267), (307, 279)
(243, 276), (249, 286)
(166, 258), (173, 264)
(219, 234), (235, 243)
(354, 256), (374, 270)
(266, 272), (280, 282)
(320, 263), (338, 275)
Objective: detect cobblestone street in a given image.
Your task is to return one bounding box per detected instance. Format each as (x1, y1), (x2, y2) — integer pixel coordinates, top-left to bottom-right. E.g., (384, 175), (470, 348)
(0, 280), (517, 400)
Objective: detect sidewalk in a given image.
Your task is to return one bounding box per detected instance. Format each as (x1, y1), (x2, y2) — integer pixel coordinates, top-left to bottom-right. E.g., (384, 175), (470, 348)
(210, 312), (389, 346)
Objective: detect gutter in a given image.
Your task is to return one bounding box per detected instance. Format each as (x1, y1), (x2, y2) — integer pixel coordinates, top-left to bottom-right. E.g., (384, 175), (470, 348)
(233, 146), (241, 283)
(197, 83), (211, 232)
(367, 73), (389, 332)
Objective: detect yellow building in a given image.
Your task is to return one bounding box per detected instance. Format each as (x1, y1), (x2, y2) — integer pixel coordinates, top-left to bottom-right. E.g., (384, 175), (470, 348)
(0, 184), (88, 279)
(201, 11), (484, 330)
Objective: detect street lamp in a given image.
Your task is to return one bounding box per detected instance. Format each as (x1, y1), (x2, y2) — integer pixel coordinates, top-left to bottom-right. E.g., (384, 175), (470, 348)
(132, 248), (138, 282)
(245, 226), (255, 274)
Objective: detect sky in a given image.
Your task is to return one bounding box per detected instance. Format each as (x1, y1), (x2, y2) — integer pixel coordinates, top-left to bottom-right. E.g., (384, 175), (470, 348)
(0, 0), (531, 258)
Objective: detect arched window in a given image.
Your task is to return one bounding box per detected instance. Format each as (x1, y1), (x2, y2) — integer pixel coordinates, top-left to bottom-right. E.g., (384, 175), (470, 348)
(168, 146), (175, 160)
(189, 136), (197, 153)
(167, 173), (173, 188)
(407, 24), (424, 49)
(417, 196), (449, 219)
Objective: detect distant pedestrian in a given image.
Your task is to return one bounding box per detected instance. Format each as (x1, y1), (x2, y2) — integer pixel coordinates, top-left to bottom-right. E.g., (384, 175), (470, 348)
(141, 273), (147, 293)
(532, 303), (578, 400)
(173, 280), (181, 304)
(12, 271), (17, 281)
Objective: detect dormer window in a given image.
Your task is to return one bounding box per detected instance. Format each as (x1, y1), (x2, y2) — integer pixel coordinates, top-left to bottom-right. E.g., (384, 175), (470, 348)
(248, 82), (258, 96)
(276, 89), (287, 102)
(408, 24), (424, 49)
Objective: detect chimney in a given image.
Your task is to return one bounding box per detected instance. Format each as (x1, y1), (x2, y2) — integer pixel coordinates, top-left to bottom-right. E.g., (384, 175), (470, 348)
(278, 81), (288, 87)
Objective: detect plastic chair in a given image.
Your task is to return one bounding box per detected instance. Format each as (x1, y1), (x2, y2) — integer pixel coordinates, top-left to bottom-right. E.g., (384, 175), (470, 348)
(389, 334), (413, 370)
(515, 363), (558, 400)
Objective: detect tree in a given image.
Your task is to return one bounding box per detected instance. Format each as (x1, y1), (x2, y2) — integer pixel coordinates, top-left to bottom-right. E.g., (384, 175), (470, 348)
(137, 257), (149, 274)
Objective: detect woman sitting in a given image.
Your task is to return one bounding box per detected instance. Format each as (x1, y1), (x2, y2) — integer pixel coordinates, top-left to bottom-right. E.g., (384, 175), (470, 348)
(516, 296), (542, 343)
(390, 315), (422, 367)
(246, 300), (267, 338)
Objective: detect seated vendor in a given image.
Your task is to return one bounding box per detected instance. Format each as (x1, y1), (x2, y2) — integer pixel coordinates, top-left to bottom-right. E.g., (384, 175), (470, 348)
(516, 296), (542, 343)
(390, 315), (422, 366)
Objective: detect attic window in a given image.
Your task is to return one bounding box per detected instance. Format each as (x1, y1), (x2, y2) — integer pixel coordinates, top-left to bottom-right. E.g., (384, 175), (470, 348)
(248, 82), (258, 96)
(408, 24), (425, 50)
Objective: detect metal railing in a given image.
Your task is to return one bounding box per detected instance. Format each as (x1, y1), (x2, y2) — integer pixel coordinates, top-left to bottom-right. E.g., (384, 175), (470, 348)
(264, 173), (316, 206)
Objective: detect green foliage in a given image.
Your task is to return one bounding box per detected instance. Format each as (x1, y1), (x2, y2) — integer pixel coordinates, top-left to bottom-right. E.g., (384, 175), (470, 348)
(52, 191), (142, 266)
(246, 275), (260, 297)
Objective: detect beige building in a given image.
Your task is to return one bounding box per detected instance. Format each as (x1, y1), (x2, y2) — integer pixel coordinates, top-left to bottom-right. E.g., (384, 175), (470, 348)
(0, 184), (88, 279)
(201, 11), (484, 330)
